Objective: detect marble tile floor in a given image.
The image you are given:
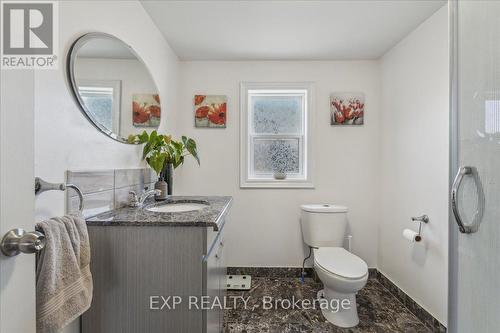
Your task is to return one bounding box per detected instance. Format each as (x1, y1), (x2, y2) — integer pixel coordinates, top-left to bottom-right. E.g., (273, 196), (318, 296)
(224, 277), (431, 333)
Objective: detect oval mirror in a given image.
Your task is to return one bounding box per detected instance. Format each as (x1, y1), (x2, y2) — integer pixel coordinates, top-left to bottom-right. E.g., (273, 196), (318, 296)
(68, 32), (161, 143)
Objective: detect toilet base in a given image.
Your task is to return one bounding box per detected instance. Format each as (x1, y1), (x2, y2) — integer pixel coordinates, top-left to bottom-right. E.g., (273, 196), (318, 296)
(317, 289), (359, 328)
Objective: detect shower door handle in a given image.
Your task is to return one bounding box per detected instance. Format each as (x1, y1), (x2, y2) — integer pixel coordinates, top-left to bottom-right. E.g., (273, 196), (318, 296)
(451, 166), (485, 234)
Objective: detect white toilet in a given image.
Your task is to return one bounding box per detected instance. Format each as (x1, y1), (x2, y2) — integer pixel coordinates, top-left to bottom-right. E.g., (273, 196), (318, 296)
(300, 204), (368, 328)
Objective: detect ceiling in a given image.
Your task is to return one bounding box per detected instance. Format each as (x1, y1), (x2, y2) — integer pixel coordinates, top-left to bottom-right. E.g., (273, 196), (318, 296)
(141, 0), (445, 61)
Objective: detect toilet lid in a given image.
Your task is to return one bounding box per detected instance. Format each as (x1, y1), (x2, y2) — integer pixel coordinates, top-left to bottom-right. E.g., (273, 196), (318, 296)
(314, 247), (368, 279)
(301, 204), (348, 213)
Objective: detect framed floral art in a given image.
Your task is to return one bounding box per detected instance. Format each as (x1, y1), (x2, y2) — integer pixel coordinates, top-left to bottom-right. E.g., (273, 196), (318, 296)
(330, 92), (365, 125)
(133, 93), (161, 127)
(194, 95), (227, 128)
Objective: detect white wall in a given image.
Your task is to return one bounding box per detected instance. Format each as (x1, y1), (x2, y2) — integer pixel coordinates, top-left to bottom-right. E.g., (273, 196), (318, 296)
(33, 1), (179, 332)
(175, 61), (381, 268)
(379, 6), (448, 324)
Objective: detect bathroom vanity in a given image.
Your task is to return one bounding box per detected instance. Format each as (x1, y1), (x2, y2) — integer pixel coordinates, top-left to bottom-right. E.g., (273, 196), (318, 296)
(82, 196), (232, 333)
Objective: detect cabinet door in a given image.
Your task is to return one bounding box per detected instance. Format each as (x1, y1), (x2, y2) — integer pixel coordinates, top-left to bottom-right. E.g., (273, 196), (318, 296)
(217, 233), (226, 332)
(205, 222), (227, 333)
(205, 235), (221, 333)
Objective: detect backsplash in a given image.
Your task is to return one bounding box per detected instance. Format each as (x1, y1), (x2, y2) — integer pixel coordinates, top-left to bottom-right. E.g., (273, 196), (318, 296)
(66, 168), (157, 218)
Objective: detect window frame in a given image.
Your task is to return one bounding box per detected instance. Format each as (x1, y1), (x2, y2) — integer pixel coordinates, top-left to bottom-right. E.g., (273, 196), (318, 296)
(240, 82), (314, 188)
(77, 79), (122, 135)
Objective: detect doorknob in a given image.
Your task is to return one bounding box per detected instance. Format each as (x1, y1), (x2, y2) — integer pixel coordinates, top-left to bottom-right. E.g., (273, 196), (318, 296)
(0, 228), (46, 257)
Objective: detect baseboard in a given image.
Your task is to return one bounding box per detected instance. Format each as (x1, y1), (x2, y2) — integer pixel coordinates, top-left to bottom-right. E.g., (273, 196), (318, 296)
(227, 266), (315, 278)
(376, 271), (447, 333)
(227, 266), (446, 333)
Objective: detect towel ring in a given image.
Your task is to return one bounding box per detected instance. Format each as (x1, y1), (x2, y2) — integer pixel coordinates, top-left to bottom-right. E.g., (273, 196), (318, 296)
(35, 177), (84, 213)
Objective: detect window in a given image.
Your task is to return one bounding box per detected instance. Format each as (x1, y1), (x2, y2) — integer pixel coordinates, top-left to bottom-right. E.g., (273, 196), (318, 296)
(240, 82), (314, 188)
(77, 79), (121, 134)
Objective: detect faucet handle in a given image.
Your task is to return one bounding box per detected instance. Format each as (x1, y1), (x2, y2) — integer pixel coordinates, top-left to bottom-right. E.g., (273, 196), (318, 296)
(128, 191), (140, 207)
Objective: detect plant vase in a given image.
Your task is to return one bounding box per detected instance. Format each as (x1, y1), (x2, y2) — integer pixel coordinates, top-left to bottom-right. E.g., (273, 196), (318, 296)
(270, 140), (290, 181)
(161, 162), (174, 195)
(273, 171), (287, 180)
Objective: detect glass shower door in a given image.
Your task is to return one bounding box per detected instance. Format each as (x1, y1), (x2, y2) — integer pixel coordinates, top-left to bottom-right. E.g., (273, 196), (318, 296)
(449, 0), (500, 331)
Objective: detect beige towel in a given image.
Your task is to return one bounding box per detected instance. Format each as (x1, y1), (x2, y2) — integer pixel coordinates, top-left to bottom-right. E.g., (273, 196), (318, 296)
(36, 214), (93, 333)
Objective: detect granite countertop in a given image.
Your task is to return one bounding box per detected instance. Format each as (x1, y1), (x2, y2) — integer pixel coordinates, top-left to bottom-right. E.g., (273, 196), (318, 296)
(86, 196), (232, 231)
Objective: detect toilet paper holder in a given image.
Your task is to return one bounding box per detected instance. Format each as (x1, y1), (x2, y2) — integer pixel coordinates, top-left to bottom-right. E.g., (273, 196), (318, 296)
(411, 215), (429, 241)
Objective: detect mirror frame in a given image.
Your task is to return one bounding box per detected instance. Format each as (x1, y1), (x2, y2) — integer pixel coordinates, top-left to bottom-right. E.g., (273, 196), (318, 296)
(67, 32), (159, 144)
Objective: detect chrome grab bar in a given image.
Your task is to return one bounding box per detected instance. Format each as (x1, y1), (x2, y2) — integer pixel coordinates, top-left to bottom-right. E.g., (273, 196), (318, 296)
(451, 166), (485, 234)
(35, 177), (84, 212)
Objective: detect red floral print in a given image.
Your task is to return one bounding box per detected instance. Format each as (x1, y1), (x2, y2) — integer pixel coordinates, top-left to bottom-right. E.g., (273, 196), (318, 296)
(194, 95), (206, 106)
(331, 96), (364, 125)
(147, 105), (161, 118)
(196, 105), (211, 119)
(208, 103), (226, 125)
(133, 101), (150, 124)
(334, 111), (345, 123)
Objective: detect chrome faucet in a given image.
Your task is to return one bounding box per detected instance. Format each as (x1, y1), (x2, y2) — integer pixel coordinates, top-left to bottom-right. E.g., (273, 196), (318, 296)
(128, 189), (161, 207)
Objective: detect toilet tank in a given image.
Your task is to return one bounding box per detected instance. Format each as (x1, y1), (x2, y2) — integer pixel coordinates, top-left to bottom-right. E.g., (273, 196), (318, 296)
(300, 204), (348, 248)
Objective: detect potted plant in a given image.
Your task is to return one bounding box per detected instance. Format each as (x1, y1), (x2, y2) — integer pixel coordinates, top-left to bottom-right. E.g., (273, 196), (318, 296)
(128, 130), (200, 199)
(269, 140), (291, 180)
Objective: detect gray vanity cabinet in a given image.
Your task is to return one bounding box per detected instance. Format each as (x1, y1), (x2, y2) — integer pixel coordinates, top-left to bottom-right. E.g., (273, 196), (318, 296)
(82, 220), (227, 333)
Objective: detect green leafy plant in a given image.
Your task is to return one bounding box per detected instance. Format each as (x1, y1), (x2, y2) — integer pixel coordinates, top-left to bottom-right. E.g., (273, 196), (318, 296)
(128, 131), (200, 176)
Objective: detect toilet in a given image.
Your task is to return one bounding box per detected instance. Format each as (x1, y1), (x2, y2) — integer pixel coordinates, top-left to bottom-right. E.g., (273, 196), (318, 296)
(300, 204), (368, 328)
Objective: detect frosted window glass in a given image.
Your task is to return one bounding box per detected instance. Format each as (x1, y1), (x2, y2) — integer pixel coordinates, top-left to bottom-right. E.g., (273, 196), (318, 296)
(251, 95), (302, 134)
(253, 138), (300, 173)
(80, 91), (114, 131)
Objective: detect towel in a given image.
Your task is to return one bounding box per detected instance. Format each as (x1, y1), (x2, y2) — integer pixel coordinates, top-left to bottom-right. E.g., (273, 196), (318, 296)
(35, 214), (93, 333)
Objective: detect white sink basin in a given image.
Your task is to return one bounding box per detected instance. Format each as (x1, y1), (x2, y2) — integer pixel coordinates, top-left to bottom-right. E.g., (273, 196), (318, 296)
(146, 202), (209, 213)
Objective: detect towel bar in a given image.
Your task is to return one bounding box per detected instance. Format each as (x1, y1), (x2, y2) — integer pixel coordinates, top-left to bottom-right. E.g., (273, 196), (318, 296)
(35, 177), (84, 213)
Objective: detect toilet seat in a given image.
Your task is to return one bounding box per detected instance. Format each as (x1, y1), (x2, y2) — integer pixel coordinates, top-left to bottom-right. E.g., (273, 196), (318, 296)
(314, 247), (368, 280)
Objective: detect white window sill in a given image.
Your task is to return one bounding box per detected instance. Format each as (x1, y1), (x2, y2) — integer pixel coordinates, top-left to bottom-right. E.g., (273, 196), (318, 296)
(240, 180), (315, 189)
